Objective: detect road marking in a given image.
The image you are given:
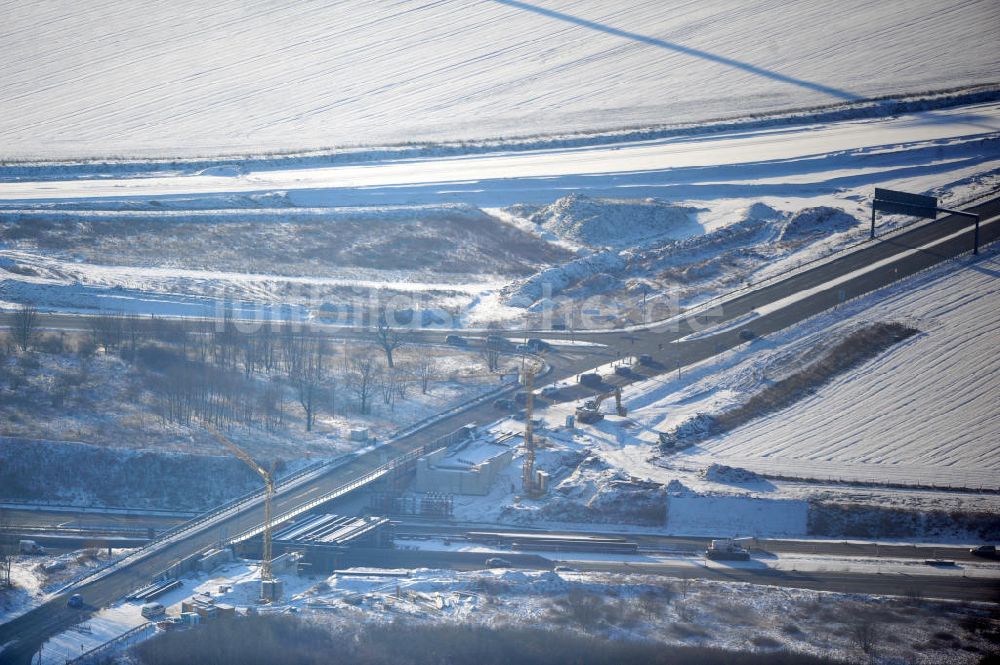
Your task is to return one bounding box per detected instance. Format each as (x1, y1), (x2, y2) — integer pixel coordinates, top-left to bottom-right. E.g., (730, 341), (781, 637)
(755, 213), (1000, 317)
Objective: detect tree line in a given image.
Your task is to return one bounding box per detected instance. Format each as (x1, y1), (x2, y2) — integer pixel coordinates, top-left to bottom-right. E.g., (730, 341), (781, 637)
(4, 305), (458, 435)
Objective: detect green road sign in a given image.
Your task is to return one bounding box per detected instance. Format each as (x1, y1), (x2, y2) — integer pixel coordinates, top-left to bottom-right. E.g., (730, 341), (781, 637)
(873, 187), (937, 219)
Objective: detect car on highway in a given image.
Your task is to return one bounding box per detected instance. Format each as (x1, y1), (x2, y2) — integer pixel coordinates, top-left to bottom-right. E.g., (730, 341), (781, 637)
(444, 334), (467, 347)
(540, 386), (560, 398)
(493, 398), (516, 411)
(970, 544), (997, 558)
(67, 594), (84, 609)
(526, 338), (551, 352)
(485, 557), (513, 568)
(554, 565), (577, 572)
(739, 329), (756, 341)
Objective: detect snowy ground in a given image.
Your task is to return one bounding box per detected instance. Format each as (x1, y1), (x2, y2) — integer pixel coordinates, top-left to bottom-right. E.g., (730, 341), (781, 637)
(0, 548), (134, 627)
(34, 559), (996, 665)
(1, 1), (997, 160)
(637, 249), (1000, 488)
(1, 100), (998, 327)
(420, 247), (1000, 539)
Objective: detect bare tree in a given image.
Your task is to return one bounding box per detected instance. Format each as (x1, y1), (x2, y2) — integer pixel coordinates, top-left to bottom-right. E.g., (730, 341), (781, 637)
(481, 336), (503, 372)
(89, 311), (125, 353)
(347, 356), (378, 415)
(293, 338), (327, 432)
(852, 616), (880, 657)
(0, 509), (13, 588)
(379, 368), (397, 409)
(122, 312), (145, 361)
(415, 355), (434, 394)
(11, 303), (38, 352)
(373, 310), (407, 368)
(259, 383), (285, 431)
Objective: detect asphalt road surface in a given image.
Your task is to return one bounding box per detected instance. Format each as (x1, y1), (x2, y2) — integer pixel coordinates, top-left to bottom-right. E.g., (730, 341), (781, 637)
(1, 198), (998, 662)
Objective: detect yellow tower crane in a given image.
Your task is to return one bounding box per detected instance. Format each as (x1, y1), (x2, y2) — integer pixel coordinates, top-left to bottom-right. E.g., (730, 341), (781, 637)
(521, 366), (537, 494)
(207, 427), (277, 602)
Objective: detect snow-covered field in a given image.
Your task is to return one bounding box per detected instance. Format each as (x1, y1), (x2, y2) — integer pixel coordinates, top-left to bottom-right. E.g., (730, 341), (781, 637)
(2, 1), (996, 160)
(642, 249), (1000, 487)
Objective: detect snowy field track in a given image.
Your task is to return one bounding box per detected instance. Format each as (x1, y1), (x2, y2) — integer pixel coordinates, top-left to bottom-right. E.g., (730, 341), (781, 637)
(1, 102), (998, 209)
(1, 0), (997, 160)
(682, 253), (1000, 488)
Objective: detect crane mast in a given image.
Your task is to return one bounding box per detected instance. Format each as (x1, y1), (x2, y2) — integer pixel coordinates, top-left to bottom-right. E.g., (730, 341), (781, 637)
(207, 427), (276, 601)
(521, 366), (536, 494)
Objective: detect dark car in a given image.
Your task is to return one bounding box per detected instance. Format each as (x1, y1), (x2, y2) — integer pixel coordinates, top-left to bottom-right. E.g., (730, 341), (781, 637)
(578, 373), (603, 387)
(485, 557), (513, 568)
(445, 334), (467, 347)
(493, 398), (516, 411)
(970, 545), (997, 558)
(67, 594), (84, 608)
(739, 329), (756, 341)
(526, 338), (551, 352)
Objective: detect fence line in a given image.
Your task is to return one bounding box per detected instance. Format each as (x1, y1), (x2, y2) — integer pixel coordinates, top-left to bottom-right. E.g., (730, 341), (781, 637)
(64, 622), (156, 665)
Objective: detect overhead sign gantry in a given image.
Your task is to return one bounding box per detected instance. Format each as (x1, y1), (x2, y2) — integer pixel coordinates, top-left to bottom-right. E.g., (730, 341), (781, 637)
(872, 187), (982, 254)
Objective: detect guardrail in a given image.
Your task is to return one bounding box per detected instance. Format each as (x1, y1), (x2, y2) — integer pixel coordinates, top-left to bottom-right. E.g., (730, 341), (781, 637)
(51, 457), (340, 594)
(571, 196), (1000, 335)
(0, 500), (197, 518)
(65, 621), (156, 665)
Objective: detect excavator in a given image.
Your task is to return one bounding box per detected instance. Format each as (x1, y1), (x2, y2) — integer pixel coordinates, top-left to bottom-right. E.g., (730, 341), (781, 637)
(575, 386), (626, 424)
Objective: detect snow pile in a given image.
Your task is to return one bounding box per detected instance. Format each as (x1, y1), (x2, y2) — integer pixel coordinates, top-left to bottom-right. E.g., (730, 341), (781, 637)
(657, 413), (716, 449)
(701, 463), (763, 484)
(778, 206), (859, 241)
(502, 249), (625, 307)
(507, 454), (667, 525)
(520, 194), (698, 248)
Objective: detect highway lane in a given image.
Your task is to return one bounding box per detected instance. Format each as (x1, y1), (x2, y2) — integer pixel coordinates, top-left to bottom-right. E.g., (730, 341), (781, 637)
(569, 560), (1000, 603)
(1, 197), (998, 662)
(0, 508), (187, 532)
(392, 523), (991, 564)
(8, 508), (988, 565)
(320, 547), (1000, 603)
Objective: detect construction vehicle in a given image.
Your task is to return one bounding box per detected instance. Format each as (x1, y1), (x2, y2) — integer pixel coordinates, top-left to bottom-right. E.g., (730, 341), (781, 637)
(575, 387), (626, 424)
(207, 427), (279, 603)
(18, 539), (44, 555)
(706, 538), (751, 561)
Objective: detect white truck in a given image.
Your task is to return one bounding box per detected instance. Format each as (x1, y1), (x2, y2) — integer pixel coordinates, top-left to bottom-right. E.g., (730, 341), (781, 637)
(18, 539), (45, 555)
(706, 538), (751, 561)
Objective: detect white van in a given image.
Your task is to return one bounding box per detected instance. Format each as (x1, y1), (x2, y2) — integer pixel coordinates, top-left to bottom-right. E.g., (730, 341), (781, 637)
(140, 602), (165, 619)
